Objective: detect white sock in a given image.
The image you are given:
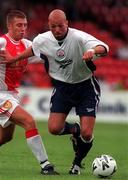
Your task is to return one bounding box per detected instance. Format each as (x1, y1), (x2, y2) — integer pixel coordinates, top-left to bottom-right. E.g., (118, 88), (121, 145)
(26, 129), (48, 164)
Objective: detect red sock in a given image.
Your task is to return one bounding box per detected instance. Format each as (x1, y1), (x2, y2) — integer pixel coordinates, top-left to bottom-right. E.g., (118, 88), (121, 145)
(25, 128), (39, 138)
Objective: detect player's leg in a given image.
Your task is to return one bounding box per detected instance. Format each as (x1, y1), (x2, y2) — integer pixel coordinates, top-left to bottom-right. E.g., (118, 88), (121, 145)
(48, 85), (80, 136)
(0, 123), (15, 146)
(69, 77), (100, 175)
(69, 116), (95, 175)
(10, 106), (59, 175)
(48, 112), (80, 135)
(48, 112), (67, 135)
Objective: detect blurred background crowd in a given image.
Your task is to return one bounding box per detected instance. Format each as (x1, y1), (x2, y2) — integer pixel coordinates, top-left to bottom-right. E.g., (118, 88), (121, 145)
(0, 0), (128, 90)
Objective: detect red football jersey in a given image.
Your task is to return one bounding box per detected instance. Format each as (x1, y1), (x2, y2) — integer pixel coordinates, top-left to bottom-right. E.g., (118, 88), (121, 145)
(0, 34), (28, 91)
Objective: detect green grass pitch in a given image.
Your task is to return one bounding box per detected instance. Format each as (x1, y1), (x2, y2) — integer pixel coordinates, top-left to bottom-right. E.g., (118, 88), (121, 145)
(0, 121), (127, 180)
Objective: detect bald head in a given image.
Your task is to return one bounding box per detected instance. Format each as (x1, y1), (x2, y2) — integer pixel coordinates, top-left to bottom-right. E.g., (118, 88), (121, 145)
(48, 9), (68, 40)
(48, 9), (67, 21)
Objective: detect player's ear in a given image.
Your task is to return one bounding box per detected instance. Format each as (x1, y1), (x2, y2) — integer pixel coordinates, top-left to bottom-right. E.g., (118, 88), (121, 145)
(48, 21), (51, 29)
(66, 20), (68, 26)
(7, 22), (9, 29)
(7, 22), (10, 30)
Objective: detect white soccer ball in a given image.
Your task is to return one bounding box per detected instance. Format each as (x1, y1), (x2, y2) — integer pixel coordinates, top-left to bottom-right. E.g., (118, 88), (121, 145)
(92, 154), (117, 178)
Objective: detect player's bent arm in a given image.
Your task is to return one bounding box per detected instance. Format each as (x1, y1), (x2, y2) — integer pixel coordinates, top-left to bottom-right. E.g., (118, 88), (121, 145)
(10, 46), (34, 63)
(93, 45), (109, 56)
(83, 45), (109, 62)
(20, 46), (33, 58)
(0, 46), (34, 64)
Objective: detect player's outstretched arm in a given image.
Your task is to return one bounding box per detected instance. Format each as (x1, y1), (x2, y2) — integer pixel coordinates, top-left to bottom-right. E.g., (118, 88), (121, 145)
(0, 46), (34, 64)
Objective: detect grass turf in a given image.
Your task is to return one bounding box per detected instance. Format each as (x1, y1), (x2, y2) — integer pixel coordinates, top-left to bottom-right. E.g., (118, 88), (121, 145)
(0, 121), (127, 180)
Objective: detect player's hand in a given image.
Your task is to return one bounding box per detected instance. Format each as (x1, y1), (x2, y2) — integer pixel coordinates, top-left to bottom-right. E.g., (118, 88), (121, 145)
(83, 49), (95, 62)
(0, 49), (14, 64)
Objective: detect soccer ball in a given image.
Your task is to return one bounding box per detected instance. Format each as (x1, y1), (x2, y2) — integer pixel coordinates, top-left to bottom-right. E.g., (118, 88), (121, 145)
(92, 154), (117, 178)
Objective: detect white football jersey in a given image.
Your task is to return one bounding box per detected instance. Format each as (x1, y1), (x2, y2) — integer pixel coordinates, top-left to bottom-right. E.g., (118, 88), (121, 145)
(32, 28), (109, 83)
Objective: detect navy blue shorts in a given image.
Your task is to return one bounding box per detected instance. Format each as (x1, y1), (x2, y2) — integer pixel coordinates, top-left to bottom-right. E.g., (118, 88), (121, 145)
(50, 76), (100, 117)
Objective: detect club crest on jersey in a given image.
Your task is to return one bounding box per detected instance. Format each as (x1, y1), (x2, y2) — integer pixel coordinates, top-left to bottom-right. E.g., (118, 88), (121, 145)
(55, 49), (73, 69)
(3, 100), (12, 110)
(56, 49), (65, 59)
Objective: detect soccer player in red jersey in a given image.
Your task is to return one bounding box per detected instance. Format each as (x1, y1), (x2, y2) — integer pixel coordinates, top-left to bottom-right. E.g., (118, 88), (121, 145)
(0, 10), (58, 175)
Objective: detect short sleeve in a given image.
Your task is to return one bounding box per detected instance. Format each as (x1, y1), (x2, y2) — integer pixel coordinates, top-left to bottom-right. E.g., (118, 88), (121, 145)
(0, 38), (7, 50)
(32, 35), (41, 58)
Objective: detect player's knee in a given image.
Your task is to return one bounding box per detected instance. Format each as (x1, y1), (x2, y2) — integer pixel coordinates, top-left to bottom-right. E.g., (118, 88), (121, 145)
(48, 124), (61, 135)
(48, 127), (60, 135)
(81, 129), (92, 141)
(23, 117), (36, 130)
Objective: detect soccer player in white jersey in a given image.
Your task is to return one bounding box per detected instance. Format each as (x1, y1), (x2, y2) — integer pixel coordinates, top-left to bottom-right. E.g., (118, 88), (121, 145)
(0, 10), (59, 175)
(0, 9), (109, 175)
